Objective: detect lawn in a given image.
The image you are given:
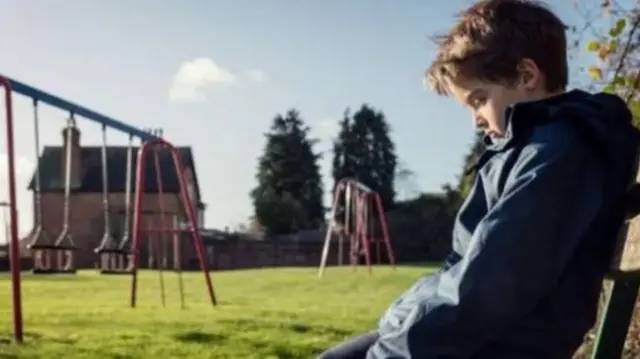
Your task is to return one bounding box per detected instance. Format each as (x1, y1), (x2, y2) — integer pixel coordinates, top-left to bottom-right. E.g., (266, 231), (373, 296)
(0, 265), (435, 359)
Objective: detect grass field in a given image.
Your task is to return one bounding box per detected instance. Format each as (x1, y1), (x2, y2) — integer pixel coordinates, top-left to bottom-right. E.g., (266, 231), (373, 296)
(0, 265), (435, 359)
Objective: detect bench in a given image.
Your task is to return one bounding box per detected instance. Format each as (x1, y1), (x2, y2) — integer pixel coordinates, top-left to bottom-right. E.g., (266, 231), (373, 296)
(591, 160), (640, 358)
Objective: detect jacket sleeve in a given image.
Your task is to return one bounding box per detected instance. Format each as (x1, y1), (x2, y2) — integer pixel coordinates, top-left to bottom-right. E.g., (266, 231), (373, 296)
(366, 139), (605, 359)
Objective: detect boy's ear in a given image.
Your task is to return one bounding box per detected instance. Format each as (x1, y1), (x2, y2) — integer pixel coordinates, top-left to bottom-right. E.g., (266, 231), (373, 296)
(517, 58), (541, 91)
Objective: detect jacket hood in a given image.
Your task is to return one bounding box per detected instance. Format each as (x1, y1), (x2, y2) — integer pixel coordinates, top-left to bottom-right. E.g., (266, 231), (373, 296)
(487, 90), (637, 187)
(547, 90), (637, 188)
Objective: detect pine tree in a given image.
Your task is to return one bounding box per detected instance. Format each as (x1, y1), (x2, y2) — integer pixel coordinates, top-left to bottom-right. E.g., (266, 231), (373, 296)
(251, 109), (324, 235)
(457, 132), (485, 199)
(332, 104), (398, 209)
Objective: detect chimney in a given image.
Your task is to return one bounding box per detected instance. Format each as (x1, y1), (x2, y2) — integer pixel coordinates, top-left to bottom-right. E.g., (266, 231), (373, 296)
(61, 117), (82, 189)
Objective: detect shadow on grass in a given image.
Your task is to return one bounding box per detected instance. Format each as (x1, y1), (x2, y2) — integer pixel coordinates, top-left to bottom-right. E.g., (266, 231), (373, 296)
(171, 319), (345, 358)
(174, 331), (229, 344)
(18, 274), (95, 282)
(107, 354), (134, 359)
(217, 317), (352, 337)
(397, 261), (442, 269)
(0, 331), (77, 346)
(246, 338), (327, 359)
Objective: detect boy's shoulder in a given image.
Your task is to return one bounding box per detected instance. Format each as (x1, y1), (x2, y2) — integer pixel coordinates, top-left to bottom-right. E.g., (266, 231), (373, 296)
(478, 91), (636, 188)
(511, 90), (638, 191)
(519, 90), (634, 155)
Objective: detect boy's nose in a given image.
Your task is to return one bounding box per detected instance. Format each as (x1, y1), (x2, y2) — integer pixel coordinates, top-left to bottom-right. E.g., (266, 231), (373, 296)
(473, 114), (488, 130)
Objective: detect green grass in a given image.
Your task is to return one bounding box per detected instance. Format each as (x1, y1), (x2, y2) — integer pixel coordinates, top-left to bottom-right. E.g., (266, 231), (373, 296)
(0, 265), (436, 358)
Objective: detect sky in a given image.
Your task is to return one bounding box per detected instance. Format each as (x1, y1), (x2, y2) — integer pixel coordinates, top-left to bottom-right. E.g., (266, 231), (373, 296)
(0, 0), (614, 241)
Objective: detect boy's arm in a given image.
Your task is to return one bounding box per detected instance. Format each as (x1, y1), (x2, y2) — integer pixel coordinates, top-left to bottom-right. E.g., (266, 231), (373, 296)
(367, 137), (606, 359)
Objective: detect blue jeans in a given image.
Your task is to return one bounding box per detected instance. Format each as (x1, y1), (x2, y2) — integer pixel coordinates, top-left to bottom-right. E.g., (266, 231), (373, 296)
(316, 332), (379, 359)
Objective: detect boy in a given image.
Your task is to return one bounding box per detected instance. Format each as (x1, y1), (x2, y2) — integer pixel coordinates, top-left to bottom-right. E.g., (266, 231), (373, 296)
(317, 0), (639, 358)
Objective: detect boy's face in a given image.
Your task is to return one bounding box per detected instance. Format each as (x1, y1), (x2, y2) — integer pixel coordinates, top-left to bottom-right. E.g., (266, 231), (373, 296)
(444, 59), (548, 140)
(446, 77), (530, 140)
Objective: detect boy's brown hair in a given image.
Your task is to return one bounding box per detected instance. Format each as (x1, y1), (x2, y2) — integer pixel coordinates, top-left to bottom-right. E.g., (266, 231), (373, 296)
(426, 0), (568, 95)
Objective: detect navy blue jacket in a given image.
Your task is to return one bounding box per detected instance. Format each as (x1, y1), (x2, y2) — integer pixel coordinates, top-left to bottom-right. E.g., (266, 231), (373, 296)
(368, 90), (637, 359)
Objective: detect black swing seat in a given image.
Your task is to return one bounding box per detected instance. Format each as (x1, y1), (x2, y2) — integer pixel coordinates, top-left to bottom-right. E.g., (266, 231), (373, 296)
(28, 243), (78, 275)
(31, 267), (77, 275)
(94, 246), (129, 255)
(28, 243), (79, 251)
(94, 231), (128, 254)
(99, 269), (133, 275)
(95, 242), (133, 275)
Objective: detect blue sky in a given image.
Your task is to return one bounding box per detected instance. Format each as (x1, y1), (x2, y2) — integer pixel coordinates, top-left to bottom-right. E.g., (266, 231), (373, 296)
(0, 0), (609, 238)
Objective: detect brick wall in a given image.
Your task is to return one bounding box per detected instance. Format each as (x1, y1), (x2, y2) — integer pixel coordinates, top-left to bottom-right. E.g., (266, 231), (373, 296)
(204, 237), (326, 270)
(12, 225), (381, 271)
(175, 233), (380, 271)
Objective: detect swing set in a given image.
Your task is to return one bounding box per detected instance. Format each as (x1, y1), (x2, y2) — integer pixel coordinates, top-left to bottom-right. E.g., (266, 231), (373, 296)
(318, 177), (396, 278)
(0, 75), (217, 344)
(94, 130), (136, 275)
(26, 102), (77, 274)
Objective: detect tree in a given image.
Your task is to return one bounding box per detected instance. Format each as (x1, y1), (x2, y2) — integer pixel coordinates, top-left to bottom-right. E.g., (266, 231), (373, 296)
(456, 132), (485, 199)
(251, 109), (325, 235)
(576, 0), (640, 122)
(332, 109), (357, 186)
(332, 104), (398, 208)
(570, 3), (640, 357)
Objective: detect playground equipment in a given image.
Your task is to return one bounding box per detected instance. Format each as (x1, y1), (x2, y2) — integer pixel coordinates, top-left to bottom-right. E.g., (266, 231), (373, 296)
(26, 102), (78, 274)
(121, 137), (192, 309)
(0, 75), (216, 344)
(129, 138), (217, 308)
(142, 213), (185, 309)
(94, 129), (135, 275)
(318, 178), (396, 278)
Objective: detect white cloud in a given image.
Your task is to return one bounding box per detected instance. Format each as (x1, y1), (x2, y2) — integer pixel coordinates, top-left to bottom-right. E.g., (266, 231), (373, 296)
(314, 117), (339, 142)
(245, 69), (268, 83)
(169, 57), (238, 103)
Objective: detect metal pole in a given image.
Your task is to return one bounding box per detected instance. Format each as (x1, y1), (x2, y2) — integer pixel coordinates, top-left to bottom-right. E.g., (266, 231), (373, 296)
(0, 77), (24, 343)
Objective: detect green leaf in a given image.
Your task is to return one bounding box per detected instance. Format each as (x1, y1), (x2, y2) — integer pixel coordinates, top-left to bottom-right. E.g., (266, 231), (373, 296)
(630, 100), (640, 117)
(629, 100), (640, 129)
(612, 76), (626, 86)
(602, 84), (616, 94)
(588, 66), (603, 80)
(587, 41), (601, 52)
(609, 18), (627, 37)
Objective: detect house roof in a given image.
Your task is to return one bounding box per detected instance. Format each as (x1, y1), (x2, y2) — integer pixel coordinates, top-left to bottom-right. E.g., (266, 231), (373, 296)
(27, 146), (202, 199)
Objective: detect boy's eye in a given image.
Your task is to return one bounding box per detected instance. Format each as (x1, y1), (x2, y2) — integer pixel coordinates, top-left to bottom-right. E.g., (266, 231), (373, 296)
(470, 96), (485, 109)
(469, 97), (482, 110)
(463, 89), (487, 110)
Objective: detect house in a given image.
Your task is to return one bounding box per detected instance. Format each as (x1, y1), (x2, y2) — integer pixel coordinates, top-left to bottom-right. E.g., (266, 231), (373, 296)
(20, 125), (206, 269)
